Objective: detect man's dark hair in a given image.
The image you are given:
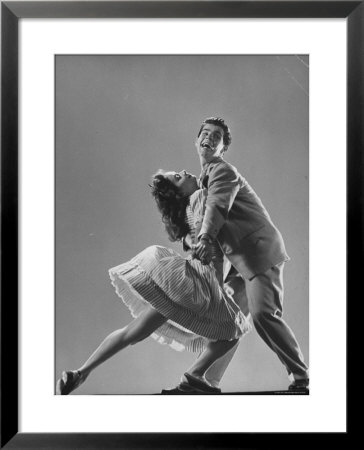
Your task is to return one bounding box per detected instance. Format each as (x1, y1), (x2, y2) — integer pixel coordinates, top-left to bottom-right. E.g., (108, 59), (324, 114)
(197, 117), (232, 149)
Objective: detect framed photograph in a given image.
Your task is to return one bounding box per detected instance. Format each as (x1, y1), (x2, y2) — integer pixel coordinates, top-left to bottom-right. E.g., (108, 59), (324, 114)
(2, 1), (359, 447)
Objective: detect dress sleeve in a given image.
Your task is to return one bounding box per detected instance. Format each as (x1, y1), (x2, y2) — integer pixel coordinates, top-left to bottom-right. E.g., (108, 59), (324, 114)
(183, 202), (197, 249)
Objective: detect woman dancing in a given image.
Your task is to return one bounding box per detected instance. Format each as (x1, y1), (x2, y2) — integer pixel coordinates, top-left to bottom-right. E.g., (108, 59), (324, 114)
(56, 169), (250, 395)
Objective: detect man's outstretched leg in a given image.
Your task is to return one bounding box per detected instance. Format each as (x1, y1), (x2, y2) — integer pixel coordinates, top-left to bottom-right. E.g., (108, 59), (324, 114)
(246, 262), (309, 390)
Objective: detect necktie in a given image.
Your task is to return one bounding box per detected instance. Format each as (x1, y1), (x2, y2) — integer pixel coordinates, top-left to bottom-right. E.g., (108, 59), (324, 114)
(198, 164), (210, 188)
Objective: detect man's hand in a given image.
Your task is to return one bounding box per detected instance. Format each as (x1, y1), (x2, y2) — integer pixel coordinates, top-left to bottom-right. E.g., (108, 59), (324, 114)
(192, 235), (213, 265)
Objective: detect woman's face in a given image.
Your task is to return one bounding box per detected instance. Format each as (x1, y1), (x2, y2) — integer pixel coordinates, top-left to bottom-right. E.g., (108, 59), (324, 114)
(165, 170), (199, 197)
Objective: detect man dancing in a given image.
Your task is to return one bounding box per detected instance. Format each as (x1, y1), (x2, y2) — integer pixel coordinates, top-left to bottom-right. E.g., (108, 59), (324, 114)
(163, 117), (308, 394)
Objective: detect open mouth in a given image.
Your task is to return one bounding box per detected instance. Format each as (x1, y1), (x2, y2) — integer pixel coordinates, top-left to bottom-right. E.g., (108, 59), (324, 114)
(201, 142), (213, 150)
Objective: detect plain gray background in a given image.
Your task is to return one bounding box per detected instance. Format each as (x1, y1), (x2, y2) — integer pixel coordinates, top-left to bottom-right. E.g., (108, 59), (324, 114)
(56, 55), (309, 394)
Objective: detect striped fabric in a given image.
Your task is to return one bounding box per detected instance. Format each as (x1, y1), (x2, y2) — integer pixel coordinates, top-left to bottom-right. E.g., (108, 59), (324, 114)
(109, 191), (251, 353)
(185, 190), (224, 285)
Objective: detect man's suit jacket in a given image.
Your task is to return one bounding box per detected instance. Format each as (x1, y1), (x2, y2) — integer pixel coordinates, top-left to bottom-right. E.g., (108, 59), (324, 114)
(197, 157), (289, 280)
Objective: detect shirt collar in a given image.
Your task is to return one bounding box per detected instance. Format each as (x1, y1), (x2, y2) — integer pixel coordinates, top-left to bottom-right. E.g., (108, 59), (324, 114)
(201, 155), (223, 170)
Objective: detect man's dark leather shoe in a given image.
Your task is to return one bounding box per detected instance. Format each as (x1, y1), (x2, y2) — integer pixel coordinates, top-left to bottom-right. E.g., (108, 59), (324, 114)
(161, 382), (207, 394)
(160, 385), (191, 395)
(161, 375), (222, 395)
(288, 378), (309, 391)
(183, 373), (221, 394)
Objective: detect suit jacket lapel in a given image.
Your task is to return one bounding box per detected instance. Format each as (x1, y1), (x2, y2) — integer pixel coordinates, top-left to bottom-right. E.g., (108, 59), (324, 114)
(198, 163), (211, 188)
(198, 157), (224, 187)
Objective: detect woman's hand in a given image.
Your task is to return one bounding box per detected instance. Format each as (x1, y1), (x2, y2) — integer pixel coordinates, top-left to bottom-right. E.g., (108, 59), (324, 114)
(192, 237), (213, 265)
(182, 235), (193, 252)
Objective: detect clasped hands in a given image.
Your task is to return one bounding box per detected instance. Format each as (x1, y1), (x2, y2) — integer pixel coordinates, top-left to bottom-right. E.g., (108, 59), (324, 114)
(191, 235), (213, 265)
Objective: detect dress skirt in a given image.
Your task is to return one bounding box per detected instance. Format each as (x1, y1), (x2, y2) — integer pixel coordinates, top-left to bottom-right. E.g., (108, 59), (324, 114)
(109, 245), (250, 353)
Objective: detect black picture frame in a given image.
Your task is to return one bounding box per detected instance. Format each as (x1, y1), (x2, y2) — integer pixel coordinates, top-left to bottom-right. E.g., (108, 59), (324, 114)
(1, 1), (360, 448)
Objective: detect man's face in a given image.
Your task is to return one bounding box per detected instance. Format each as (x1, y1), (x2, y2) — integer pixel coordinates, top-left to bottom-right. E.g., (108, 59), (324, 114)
(195, 123), (225, 162)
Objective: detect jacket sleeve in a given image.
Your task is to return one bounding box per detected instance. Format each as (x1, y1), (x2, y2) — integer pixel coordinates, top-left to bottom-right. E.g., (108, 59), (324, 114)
(198, 162), (242, 240)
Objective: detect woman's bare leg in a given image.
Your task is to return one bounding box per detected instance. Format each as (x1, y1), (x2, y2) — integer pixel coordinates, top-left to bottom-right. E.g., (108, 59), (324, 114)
(58, 306), (166, 394)
(77, 306), (166, 378)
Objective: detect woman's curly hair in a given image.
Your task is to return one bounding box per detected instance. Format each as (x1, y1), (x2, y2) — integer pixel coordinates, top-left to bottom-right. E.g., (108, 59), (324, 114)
(150, 170), (190, 242)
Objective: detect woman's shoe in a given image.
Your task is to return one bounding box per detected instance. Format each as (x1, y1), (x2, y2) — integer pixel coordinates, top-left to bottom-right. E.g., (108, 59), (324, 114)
(56, 370), (84, 395)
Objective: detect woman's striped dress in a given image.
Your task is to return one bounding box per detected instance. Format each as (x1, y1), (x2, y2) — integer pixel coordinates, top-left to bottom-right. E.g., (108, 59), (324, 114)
(109, 190), (251, 353)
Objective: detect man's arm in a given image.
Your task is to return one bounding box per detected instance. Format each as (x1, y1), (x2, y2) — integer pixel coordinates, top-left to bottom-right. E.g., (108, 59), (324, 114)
(193, 162), (242, 264)
(198, 162), (242, 240)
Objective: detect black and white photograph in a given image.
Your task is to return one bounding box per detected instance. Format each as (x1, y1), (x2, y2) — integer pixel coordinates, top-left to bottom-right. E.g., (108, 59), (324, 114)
(55, 54), (309, 396)
(2, 0), (357, 444)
